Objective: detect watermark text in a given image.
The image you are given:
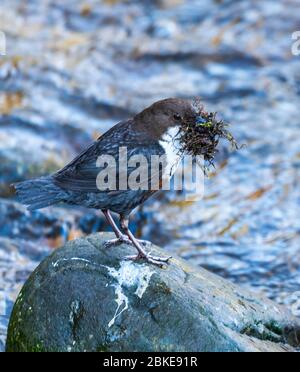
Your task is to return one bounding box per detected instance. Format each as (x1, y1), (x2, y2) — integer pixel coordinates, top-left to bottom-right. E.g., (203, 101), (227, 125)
(95, 147), (205, 202)
(291, 31), (300, 56)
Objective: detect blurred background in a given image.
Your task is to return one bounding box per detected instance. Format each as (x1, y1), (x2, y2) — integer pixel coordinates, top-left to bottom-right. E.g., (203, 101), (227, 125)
(1, 0), (300, 351)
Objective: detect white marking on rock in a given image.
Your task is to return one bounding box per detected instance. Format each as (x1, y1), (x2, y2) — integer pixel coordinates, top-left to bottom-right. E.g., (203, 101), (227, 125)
(108, 281), (129, 328)
(106, 261), (154, 328)
(51, 256), (154, 328)
(52, 257), (92, 268)
(159, 126), (182, 179)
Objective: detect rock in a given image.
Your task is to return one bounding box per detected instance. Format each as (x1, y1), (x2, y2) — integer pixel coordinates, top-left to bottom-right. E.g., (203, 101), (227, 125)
(6, 233), (300, 352)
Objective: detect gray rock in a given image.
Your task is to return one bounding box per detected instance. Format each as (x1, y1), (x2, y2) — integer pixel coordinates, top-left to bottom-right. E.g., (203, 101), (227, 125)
(6, 233), (300, 352)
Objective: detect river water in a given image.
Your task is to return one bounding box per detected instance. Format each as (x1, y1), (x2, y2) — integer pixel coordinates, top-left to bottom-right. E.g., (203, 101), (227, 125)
(1, 0), (300, 351)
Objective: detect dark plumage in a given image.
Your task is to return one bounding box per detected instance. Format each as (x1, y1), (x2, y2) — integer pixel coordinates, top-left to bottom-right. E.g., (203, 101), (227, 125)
(15, 98), (234, 266)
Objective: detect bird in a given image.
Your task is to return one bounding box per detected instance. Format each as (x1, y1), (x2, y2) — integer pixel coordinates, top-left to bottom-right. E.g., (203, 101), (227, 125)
(15, 98), (210, 267)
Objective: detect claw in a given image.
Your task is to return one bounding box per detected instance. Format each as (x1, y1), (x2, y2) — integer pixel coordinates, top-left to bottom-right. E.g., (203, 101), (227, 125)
(148, 254), (172, 263)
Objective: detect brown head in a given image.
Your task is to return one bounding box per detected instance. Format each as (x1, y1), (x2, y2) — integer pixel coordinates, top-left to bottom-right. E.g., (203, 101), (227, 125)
(134, 98), (198, 139)
(134, 97), (237, 163)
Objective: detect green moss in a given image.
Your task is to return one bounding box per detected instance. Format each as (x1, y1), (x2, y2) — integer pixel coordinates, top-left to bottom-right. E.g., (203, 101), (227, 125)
(264, 320), (283, 336)
(198, 121), (213, 128)
(241, 320), (283, 343)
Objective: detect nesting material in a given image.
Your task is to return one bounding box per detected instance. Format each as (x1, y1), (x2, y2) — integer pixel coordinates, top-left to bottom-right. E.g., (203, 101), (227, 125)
(180, 106), (238, 166)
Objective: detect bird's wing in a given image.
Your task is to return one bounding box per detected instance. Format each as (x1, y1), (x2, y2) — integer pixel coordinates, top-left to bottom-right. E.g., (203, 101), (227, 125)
(53, 120), (165, 193)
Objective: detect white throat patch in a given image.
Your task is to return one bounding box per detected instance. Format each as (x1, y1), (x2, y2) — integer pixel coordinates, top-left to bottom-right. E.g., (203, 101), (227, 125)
(159, 126), (182, 179)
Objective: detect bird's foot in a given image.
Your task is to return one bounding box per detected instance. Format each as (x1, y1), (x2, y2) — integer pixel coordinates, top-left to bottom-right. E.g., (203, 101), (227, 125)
(104, 235), (132, 247)
(125, 252), (172, 267)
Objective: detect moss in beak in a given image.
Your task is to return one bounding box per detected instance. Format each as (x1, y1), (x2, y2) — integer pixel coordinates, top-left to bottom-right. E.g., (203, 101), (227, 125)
(179, 110), (239, 167)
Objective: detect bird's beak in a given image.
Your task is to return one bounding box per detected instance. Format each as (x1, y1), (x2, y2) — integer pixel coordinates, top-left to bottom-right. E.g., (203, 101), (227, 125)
(196, 115), (207, 125)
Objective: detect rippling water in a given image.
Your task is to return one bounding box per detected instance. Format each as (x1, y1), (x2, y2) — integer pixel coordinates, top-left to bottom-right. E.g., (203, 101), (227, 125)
(1, 0), (300, 351)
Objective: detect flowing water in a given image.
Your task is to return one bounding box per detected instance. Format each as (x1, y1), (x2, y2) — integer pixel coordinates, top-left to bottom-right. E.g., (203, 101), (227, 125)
(1, 0), (300, 351)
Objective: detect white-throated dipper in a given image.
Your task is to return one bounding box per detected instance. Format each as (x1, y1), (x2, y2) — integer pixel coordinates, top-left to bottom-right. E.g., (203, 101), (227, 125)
(15, 98), (236, 267)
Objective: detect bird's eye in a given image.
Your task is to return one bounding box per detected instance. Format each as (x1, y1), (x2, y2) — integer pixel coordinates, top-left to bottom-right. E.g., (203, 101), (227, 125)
(174, 114), (182, 121)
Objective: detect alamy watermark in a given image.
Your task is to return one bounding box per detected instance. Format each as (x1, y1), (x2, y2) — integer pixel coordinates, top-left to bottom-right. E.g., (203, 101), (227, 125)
(0, 31), (6, 55)
(95, 148), (205, 202)
(291, 31), (300, 56)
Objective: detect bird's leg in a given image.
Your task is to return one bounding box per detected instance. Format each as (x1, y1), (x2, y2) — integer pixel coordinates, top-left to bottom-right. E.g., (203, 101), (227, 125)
(120, 215), (172, 267)
(102, 210), (131, 245)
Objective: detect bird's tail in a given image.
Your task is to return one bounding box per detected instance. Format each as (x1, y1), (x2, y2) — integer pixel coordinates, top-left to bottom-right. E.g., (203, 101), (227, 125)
(14, 176), (66, 211)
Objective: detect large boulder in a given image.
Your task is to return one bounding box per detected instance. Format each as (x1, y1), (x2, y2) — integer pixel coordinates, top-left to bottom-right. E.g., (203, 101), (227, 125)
(6, 233), (300, 352)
